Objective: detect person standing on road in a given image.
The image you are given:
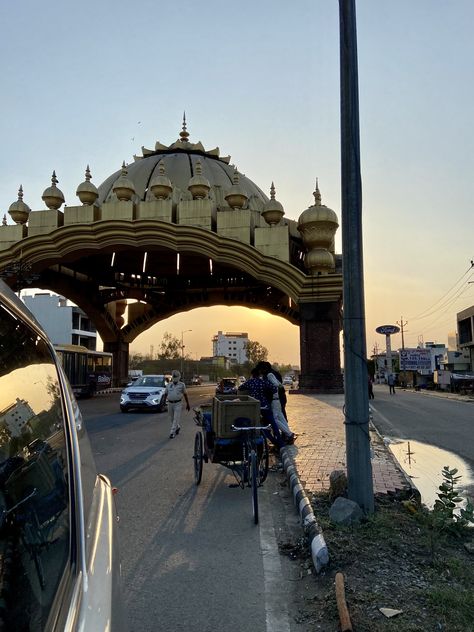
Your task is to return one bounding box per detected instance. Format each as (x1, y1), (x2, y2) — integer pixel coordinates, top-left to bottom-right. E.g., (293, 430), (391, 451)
(165, 370), (190, 438)
(387, 373), (396, 395)
(368, 375), (375, 399)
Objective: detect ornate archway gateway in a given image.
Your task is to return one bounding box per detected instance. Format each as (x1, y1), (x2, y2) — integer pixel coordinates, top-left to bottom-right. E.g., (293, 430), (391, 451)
(0, 121), (343, 392)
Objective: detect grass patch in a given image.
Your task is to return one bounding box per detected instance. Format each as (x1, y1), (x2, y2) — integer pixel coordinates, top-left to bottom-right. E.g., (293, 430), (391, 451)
(303, 494), (474, 632)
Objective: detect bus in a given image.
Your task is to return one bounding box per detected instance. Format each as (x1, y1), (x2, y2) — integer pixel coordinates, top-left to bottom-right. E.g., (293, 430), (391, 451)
(55, 345), (113, 397)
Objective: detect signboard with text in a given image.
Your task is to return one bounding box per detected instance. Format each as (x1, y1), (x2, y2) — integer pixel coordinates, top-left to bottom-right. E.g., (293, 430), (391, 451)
(399, 348), (432, 371)
(376, 325), (400, 335)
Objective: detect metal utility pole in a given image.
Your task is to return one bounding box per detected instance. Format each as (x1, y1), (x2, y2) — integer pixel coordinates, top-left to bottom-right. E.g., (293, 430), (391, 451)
(339, 0), (374, 513)
(180, 329), (192, 378)
(396, 317), (408, 349)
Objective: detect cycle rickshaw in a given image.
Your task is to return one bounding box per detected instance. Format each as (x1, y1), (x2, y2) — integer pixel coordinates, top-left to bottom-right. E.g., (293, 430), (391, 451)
(192, 394), (270, 524)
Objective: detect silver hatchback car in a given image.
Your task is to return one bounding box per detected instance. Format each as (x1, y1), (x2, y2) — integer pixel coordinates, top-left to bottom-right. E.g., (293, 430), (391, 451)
(0, 280), (124, 630)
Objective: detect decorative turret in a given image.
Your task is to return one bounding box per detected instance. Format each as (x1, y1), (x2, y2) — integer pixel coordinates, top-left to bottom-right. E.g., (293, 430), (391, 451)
(262, 182), (284, 226)
(112, 162), (136, 201)
(149, 160), (173, 199)
(188, 160), (211, 199)
(2, 215), (6, 226)
(76, 165), (99, 205)
(41, 171), (65, 210)
(297, 180), (339, 274)
(178, 112), (190, 143)
(224, 168), (248, 209)
(8, 185), (31, 224)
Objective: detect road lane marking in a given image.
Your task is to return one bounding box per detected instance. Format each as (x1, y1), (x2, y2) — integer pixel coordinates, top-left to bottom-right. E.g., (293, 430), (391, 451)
(259, 487), (291, 632)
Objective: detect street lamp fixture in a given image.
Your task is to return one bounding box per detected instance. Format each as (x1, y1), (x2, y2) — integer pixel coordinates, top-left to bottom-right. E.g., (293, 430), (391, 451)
(180, 330), (192, 378)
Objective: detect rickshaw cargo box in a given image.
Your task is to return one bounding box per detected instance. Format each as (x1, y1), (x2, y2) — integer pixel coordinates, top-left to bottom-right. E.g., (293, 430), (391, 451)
(212, 395), (261, 439)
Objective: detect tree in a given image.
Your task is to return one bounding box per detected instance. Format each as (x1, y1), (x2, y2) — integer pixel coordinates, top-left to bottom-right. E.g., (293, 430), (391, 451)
(158, 332), (181, 360)
(129, 352), (145, 368)
(245, 340), (268, 366)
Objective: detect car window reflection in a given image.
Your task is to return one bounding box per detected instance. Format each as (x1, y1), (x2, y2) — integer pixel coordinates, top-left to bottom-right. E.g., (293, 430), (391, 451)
(0, 304), (70, 630)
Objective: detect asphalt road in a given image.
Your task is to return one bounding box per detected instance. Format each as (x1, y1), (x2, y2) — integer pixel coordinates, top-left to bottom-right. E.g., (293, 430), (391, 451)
(368, 384), (474, 506)
(79, 386), (311, 632)
(370, 384), (474, 470)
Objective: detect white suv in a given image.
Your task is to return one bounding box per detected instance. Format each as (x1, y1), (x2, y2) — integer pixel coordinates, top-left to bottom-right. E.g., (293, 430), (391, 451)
(120, 374), (169, 413)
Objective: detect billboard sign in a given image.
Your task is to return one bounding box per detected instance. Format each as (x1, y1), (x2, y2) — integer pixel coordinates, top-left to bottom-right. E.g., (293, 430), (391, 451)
(376, 325), (400, 335)
(400, 348), (432, 371)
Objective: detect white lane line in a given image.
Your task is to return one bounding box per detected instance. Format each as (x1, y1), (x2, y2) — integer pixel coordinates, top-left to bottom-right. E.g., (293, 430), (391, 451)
(259, 487), (291, 632)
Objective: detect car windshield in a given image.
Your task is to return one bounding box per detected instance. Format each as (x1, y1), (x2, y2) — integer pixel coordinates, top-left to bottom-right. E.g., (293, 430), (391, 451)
(223, 379), (236, 387)
(134, 376), (165, 388)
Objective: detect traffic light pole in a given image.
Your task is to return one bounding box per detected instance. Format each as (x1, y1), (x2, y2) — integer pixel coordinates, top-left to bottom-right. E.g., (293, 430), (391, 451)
(339, 0), (374, 513)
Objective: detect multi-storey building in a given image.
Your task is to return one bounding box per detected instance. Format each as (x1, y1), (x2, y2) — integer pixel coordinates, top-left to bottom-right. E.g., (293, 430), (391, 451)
(457, 305), (474, 371)
(212, 331), (249, 364)
(22, 293), (97, 349)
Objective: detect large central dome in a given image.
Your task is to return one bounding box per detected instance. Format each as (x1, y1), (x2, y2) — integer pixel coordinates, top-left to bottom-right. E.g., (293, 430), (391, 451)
(97, 119), (269, 210)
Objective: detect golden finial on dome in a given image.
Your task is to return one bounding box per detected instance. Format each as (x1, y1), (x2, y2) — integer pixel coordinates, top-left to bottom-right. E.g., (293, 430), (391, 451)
(179, 111), (189, 142)
(297, 179), (339, 275)
(9, 184), (31, 224)
(42, 171), (65, 210)
(149, 159), (173, 199)
(225, 167), (248, 209)
(76, 165), (99, 205)
(262, 181), (284, 226)
(313, 178), (322, 205)
(188, 159), (211, 199)
(112, 161), (136, 201)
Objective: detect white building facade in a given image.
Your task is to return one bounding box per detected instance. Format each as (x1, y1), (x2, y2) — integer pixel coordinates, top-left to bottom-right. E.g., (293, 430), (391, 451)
(22, 293), (97, 349)
(212, 331), (249, 364)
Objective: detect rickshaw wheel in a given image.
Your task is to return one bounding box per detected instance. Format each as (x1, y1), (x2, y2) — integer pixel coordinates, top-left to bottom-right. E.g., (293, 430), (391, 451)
(249, 450), (259, 525)
(193, 432), (203, 485)
(257, 438), (269, 485)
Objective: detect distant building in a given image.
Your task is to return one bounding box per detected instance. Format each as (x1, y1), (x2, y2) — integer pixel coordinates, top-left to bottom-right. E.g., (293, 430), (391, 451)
(457, 305), (474, 371)
(22, 292), (97, 349)
(447, 331), (457, 351)
(424, 342), (448, 373)
(0, 398), (35, 437)
(373, 351), (400, 381)
(440, 349), (471, 372)
(212, 331), (249, 364)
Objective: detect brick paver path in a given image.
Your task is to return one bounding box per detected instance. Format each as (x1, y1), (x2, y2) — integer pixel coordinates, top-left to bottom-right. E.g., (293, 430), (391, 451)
(285, 393), (411, 497)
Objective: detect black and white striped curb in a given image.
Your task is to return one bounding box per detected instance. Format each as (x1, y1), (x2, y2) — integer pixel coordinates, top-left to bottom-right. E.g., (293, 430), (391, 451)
(280, 448), (329, 573)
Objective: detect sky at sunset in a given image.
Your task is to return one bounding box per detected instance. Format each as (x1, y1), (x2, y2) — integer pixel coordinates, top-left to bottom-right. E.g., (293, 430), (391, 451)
(2, 1), (474, 366)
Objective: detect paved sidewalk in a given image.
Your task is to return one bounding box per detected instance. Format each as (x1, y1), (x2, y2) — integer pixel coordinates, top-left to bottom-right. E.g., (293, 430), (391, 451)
(282, 392), (413, 498)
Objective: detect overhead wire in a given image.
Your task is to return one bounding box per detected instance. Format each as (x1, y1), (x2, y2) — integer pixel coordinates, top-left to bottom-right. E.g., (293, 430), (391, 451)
(408, 263), (474, 321)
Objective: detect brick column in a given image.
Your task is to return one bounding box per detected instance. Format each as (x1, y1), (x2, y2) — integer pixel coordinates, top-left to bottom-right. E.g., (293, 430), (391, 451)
(104, 339), (129, 387)
(297, 301), (343, 393)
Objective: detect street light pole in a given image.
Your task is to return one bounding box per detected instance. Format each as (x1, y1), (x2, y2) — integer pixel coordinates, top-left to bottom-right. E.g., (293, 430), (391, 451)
(180, 329), (192, 379)
(339, 0), (374, 513)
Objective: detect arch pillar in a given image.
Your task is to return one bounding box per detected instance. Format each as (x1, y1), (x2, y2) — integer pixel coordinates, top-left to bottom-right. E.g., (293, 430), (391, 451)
(297, 300), (343, 393)
(103, 339), (129, 387)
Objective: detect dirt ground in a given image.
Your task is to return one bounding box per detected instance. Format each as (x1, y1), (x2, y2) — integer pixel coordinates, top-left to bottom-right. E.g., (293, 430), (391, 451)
(276, 478), (474, 632)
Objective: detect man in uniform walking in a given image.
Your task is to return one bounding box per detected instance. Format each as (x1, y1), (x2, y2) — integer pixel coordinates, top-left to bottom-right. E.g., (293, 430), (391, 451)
(165, 370), (190, 438)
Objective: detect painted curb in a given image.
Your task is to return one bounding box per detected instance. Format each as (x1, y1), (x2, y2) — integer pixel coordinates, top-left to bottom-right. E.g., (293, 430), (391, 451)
(280, 447), (329, 574)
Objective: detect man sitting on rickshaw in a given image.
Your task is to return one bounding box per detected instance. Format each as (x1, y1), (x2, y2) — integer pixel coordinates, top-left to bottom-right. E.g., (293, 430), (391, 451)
(238, 369), (284, 449)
